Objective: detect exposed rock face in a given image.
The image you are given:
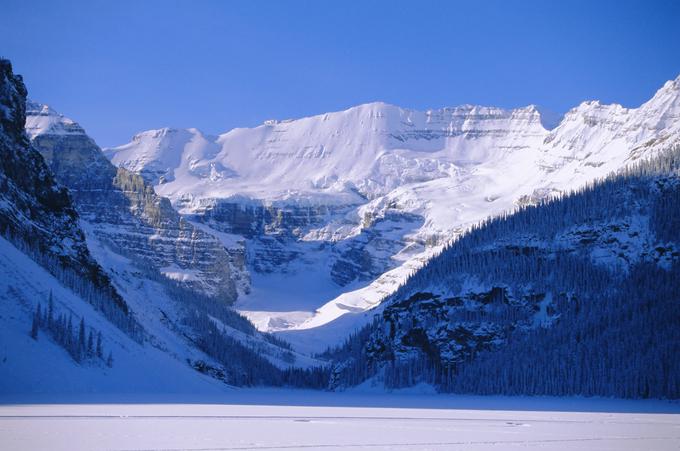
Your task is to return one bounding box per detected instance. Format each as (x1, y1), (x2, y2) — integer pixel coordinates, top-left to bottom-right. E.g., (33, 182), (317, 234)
(371, 287), (533, 364)
(26, 103), (239, 303)
(187, 200), (387, 284)
(188, 200), (348, 239)
(0, 59), (117, 296)
(0, 61), (83, 261)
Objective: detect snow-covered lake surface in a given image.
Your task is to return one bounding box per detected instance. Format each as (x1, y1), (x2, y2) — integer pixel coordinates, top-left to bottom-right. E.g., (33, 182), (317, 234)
(2, 390), (679, 450)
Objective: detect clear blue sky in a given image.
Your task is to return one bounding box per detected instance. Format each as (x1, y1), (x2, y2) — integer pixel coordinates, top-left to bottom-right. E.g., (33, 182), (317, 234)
(2, 0), (680, 147)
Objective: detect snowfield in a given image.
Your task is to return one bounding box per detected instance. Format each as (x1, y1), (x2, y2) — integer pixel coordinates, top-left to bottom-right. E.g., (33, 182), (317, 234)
(1, 391), (678, 451)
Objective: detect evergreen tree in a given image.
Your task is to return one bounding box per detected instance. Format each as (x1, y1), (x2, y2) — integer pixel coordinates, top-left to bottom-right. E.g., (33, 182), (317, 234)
(78, 318), (86, 356)
(28, 296), (112, 365)
(328, 144), (680, 398)
(47, 291), (54, 330)
(66, 315), (74, 357)
(35, 303), (42, 328)
(30, 308), (39, 340)
(96, 332), (103, 359)
(87, 330), (94, 357)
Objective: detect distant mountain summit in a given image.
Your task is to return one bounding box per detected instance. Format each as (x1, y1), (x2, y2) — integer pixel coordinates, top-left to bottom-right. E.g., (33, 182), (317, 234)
(106, 76), (680, 207)
(103, 75), (680, 348)
(105, 101), (548, 204)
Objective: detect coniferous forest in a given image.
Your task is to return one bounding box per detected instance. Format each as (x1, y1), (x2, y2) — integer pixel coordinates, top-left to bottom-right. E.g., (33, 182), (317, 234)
(327, 145), (680, 398)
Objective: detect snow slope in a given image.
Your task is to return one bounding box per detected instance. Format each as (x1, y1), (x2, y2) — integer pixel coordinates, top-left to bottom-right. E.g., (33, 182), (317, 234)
(0, 229), (321, 396)
(106, 103), (547, 205)
(107, 78), (680, 211)
(0, 236), (227, 395)
(106, 75), (680, 353)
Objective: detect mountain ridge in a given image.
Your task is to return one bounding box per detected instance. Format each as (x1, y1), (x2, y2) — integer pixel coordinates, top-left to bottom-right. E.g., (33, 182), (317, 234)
(99, 73), (680, 349)
(2, 53), (679, 396)
(105, 74), (680, 204)
(25, 101), (242, 302)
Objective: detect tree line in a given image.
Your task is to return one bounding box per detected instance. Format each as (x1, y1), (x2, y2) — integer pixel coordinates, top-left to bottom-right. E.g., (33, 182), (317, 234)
(327, 144), (680, 398)
(30, 291), (114, 367)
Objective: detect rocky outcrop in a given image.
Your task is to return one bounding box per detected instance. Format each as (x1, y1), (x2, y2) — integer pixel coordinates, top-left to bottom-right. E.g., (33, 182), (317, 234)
(188, 199), (349, 239)
(0, 60), (115, 290)
(364, 286), (550, 367)
(0, 61), (85, 264)
(0, 58), (128, 316)
(26, 103), (238, 303)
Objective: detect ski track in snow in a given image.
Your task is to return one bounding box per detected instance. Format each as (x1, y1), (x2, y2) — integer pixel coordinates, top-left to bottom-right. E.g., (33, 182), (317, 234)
(1, 402), (678, 451)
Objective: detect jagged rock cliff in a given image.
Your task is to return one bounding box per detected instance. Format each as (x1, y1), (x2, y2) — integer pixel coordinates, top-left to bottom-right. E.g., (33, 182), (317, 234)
(25, 103), (241, 303)
(0, 59), (123, 306)
(0, 60), (87, 267)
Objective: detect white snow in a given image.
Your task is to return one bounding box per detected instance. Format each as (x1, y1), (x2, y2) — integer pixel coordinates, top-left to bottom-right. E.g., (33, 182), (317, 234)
(159, 264), (201, 282)
(100, 75), (680, 354)
(80, 226), (321, 370)
(1, 391), (678, 451)
(0, 230), (320, 399)
(0, 236), (227, 395)
(24, 101), (87, 138)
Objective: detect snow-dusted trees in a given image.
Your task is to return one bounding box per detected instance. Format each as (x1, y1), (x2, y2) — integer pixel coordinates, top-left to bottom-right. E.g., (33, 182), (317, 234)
(2, 229), (142, 342)
(30, 291), (112, 366)
(183, 309), (329, 388)
(30, 306), (39, 340)
(115, 255), (327, 388)
(442, 263), (680, 398)
(329, 145), (680, 398)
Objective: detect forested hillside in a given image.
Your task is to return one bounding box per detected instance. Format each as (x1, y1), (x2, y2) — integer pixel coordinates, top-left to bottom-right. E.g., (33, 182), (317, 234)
(328, 145), (680, 398)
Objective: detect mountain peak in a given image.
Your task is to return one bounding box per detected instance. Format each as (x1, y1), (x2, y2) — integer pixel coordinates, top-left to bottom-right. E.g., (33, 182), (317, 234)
(25, 100), (86, 139)
(341, 101), (401, 117)
(633, 74), (680, 130)
(641, 75), (679, 103)
(0, 59), (28, 138)
(560, 99), (628, 124)
(665, 74), (680, 89)
(651, 75), (680, 99)
(128, 126), (206, 144)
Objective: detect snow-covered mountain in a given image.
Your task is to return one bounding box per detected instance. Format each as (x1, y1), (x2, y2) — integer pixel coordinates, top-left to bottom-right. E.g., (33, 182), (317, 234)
(25, 102), (243, 303)
(0, 59), (155, 392)
(0, 59), (324, 395)
(327, 144), (680, 396)
(2, 51), (679, 396)
(105, 103), (548, 203)
(0, 59), (132, 321)
(105, 75), (680, 351)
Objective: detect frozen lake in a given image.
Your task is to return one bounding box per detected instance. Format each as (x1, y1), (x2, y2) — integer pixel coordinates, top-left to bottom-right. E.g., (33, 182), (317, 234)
(1, 390), (679, 450)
